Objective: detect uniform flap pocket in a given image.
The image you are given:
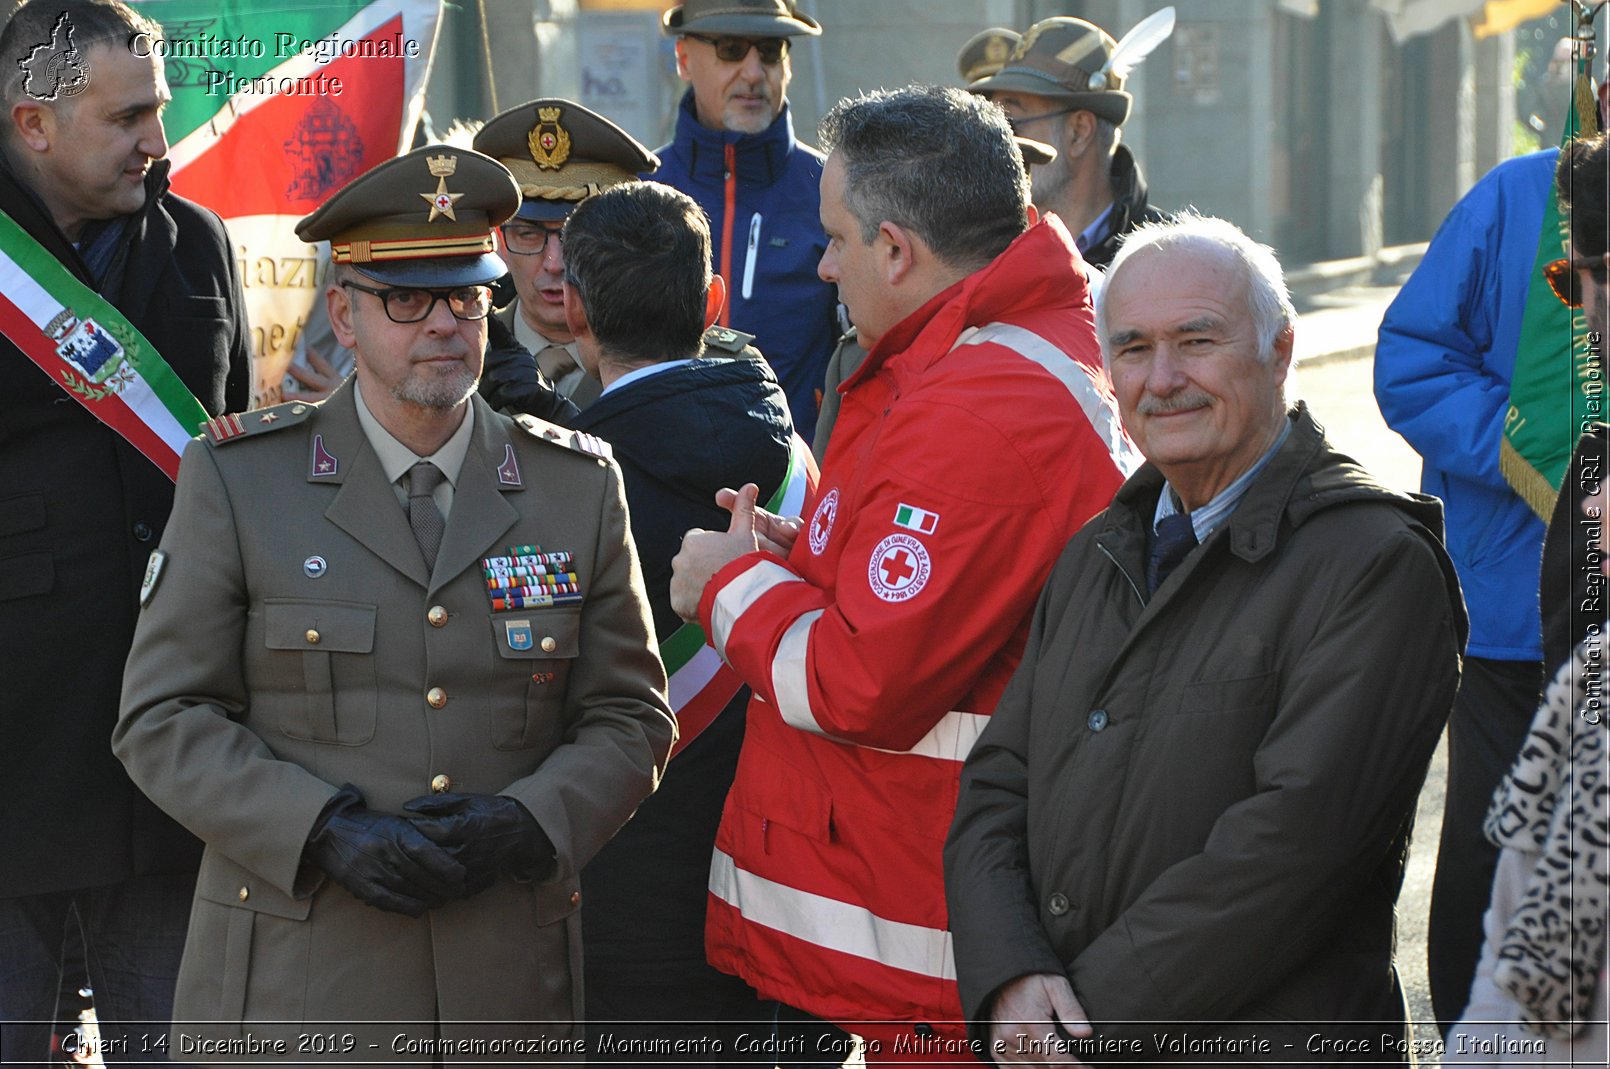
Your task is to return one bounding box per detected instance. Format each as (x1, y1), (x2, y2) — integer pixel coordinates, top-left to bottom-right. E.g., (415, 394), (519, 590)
(0, 493), (45, 538)
(1180, 670), (1278, 715)
(734, 745), (832, 842)
(263, 599), (376, 653)
(195, 851), (313, 920)
(531, 878), (581, 926)
(492, 607), (581, 660)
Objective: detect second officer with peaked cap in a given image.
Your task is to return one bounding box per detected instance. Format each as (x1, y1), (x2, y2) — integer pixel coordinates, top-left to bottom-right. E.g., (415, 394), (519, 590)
(956, 26), (1020, 87)
(475, 100), (662, 411)
(114, 143), (674, 1059)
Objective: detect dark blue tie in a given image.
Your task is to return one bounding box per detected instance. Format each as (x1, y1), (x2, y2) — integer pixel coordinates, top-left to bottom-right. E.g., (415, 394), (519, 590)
(1146, 511), (1198, 594)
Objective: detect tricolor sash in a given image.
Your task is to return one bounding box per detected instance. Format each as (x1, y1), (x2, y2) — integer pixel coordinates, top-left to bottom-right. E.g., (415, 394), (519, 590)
(663, 432), (818, 759)
(0, 208), (210, 482)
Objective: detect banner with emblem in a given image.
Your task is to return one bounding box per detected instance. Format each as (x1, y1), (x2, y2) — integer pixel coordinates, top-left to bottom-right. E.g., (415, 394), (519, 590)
(1500, 30), (1603, 518)
(662, 433), (818, 759)
(131, 0), (443, 405)
(0, 211), (209, 480)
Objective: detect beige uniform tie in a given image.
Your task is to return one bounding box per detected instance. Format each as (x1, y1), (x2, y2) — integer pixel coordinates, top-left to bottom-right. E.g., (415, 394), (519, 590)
(535, 344), (579, 381)
(406, 461), (447, 569)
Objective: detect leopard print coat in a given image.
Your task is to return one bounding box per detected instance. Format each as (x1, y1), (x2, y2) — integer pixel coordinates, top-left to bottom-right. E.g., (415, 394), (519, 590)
(1483, 636), (1609, 1038)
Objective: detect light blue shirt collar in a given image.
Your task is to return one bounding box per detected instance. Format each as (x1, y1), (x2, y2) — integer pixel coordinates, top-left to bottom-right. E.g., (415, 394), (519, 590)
(1075, 203), (1115, 253)
(602, 359), (695, 397)
(1154, 417), (1292, 542)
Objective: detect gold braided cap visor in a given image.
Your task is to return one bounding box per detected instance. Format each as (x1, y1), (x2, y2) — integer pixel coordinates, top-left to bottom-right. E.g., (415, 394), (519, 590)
(501, 157), (639, 203)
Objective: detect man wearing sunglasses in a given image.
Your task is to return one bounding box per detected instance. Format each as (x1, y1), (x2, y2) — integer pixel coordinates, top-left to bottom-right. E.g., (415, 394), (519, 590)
(114, 145), (674, 1058)
(968, 15), (1169, 271)
(653, 0), (840, 445)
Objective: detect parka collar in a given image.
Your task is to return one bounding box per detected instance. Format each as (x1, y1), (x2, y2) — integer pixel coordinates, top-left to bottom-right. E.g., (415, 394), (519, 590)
(671, 90), (799, 188)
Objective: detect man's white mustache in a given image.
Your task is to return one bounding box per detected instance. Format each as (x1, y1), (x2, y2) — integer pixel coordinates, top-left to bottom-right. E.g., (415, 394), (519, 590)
(1138, 392), (1213, 415)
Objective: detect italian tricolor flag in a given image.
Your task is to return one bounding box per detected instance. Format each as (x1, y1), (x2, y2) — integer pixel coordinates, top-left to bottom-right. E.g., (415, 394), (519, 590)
(134, 0), (443, 405)
(0, 211), (208, 480)
(663, 434), (818, 758)
(894, 502), (939, 534)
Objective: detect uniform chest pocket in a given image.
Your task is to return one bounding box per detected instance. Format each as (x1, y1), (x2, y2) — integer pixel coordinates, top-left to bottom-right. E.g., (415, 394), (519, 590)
(263, 599), (378, 745)
(490, 608), (581, 751)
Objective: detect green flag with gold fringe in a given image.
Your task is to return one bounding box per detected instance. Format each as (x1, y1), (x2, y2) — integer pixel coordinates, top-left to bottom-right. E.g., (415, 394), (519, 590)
(1500, 36), (1603, 518)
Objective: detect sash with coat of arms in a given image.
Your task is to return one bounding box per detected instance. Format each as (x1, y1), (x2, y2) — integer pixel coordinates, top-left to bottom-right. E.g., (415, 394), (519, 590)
(0, 207), (209, 481)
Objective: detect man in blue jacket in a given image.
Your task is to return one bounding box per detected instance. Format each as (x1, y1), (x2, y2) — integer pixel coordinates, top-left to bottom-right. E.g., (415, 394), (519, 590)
(650, 0), (839, 443)
(1374, 149), (1559, 1032)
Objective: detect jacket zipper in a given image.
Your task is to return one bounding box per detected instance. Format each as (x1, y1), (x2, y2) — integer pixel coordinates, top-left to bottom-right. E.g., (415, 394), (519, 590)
(742, 212), (762, 300)
(718, 144), (736, 326)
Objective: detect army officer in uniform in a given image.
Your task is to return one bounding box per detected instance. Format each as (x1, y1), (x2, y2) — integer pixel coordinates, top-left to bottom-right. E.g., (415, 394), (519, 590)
(113, 146), (675, 1063)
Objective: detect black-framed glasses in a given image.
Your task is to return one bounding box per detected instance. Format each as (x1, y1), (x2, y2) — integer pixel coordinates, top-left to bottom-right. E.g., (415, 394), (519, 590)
(686, 33), (788, 65)
(500, 222), (564, 257)
(341, 280), (494, 323)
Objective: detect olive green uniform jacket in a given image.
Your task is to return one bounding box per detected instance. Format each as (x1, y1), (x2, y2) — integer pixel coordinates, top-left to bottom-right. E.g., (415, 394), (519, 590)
(946, 404), (1467, 1061)
(114, 380), (673, 1062)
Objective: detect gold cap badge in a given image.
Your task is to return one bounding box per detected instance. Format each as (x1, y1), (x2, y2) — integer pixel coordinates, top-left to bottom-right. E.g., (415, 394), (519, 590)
(529, 107), (573, 171)
(421, 154), (464, 222)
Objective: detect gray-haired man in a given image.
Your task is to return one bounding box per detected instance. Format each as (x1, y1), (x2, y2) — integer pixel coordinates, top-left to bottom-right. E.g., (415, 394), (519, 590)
(947, 215), (1465, 1064)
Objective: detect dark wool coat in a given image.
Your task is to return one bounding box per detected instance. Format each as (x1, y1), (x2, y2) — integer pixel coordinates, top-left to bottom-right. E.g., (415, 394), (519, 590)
(0, 156), (250, 896)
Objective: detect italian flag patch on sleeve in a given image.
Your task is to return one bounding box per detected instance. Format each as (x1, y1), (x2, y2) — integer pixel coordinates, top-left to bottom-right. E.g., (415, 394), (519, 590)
(894, 503), (939, 534)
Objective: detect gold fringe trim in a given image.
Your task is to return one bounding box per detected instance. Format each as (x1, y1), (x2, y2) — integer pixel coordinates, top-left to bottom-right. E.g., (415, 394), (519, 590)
(1500, 437), (1563, 522)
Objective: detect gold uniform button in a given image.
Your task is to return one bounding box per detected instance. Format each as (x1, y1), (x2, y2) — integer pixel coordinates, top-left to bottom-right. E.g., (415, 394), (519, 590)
(427, 605), (448, 627)
(430, 774), (452, 794)
(540, 636), (557, 653)
(237, 886), (249, 902)
(426, 687), (447, 709)
(569, 890), (581, 906)
(305, 629), (320, 645)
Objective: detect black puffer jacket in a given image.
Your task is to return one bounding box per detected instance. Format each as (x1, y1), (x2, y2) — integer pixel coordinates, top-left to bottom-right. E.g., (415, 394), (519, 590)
(573, 354), (792, 1015)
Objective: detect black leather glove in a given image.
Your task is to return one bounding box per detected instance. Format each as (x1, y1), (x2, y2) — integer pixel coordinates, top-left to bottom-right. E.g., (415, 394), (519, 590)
(402, 792), (556, 894)
(304, 785), (470, 916)
(479, 315), (579, 425)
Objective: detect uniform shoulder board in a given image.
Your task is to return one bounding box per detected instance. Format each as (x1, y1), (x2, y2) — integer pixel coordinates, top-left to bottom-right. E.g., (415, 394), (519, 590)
(513, 415), (614, 461)
(702, 325), (757, 355)
(568, 430), (613, 460)
(203, 402), (314, 446)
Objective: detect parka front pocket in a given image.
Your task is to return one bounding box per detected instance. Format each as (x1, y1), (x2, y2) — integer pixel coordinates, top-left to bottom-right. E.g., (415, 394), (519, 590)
(490, 608), (581, 750)
(263, 599), (377, 745)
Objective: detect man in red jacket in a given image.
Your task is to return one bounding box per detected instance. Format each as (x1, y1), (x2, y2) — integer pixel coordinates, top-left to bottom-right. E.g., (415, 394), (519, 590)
(670, 84), (1135, 1057)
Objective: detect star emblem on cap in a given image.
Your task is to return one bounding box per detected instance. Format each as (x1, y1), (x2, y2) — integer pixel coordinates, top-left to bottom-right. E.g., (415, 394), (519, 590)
(421, 174), (464, 222)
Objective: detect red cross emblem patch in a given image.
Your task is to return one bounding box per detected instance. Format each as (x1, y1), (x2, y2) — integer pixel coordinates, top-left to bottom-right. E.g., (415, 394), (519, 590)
(808, 488), (839, 556)
(868, 533), (931, 603)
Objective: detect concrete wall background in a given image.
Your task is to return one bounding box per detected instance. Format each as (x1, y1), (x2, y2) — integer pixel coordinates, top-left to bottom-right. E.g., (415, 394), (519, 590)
(421, 0), (1549, 266)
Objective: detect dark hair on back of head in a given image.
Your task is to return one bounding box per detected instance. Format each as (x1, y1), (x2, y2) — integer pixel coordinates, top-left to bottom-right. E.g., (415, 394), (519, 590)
(1559, 132), (1610, 271)
(561, 181), (712, 363)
